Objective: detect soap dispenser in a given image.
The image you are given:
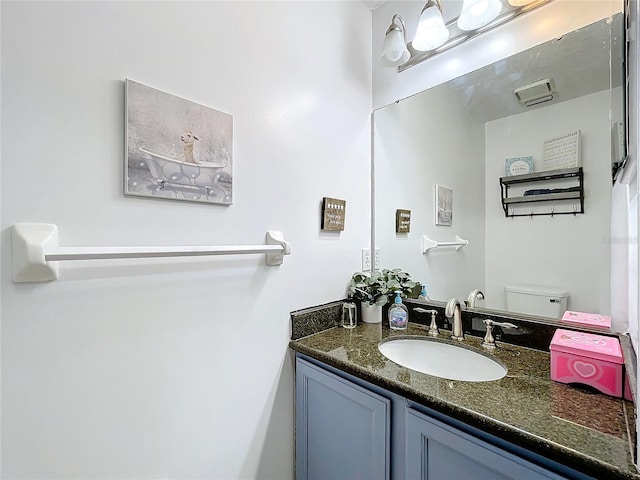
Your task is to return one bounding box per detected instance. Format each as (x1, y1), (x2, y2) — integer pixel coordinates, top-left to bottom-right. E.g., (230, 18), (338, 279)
(418, 284), (430, 301)
(388, 291), (409, 330)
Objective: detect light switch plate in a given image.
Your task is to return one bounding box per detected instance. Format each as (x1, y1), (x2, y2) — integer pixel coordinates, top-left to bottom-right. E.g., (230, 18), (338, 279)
(362, 248), (371, 271)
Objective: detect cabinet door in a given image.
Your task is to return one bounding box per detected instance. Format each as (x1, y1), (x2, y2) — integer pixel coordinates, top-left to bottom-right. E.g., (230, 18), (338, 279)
(296, 357), (390, 480)
(406, 408), (567, 480)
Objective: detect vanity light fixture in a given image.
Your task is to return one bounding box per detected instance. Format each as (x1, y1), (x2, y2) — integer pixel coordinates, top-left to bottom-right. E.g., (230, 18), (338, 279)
(380, 0), (552, 71)
(413, 0), (450, 52)
(380, 14), (411, 67)
(457, 0), (503, 31)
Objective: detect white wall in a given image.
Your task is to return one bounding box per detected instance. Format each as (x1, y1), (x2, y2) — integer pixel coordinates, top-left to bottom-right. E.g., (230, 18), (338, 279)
(609, 179), (631, 333)
(485, 91), (612, 314)
(0, 1), (372, 478)
(372, 1), (622, 109)
(374, 86), (485, 301)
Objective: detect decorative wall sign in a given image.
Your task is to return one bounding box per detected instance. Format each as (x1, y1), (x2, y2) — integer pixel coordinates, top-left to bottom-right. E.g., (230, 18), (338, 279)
(543, 130), (581, 170)
(125, 79), (233, 205)
(395, 209), (411, 233)
(505, 156), (534, 176)
(321, 197), (346, 231)
(435, 185), (453, 226)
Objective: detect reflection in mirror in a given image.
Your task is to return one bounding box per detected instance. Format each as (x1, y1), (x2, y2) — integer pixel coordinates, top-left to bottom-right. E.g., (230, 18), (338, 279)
(373, 12), (624, 320)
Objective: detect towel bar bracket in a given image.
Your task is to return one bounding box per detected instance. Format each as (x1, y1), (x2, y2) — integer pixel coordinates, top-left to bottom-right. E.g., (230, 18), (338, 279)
(12, 223), (60, 283)
(265, 231), (291, 266)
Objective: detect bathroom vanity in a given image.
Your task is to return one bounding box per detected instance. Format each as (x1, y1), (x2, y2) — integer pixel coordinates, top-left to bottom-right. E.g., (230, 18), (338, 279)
(290, 320), (637, 480)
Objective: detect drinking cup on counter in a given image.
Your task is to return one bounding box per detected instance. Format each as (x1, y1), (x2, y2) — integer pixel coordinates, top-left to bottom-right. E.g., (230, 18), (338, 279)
(342, 302), (357, 329)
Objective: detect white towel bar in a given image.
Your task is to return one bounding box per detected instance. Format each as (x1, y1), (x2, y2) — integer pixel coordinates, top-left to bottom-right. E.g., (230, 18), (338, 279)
(422, 235), (468, 253)
(11, 223), (292, 283)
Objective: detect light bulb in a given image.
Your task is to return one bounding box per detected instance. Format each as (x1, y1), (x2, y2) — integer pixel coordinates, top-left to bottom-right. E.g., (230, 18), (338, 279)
(457, 0), (502, 31)
(381, 28), (410, 66)
(412, 3), (449, 51)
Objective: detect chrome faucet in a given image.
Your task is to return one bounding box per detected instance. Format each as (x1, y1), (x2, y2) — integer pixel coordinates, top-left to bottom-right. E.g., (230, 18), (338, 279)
(481, 319), (518, 349)
(466, 289), (485, 308)
(445, 298), (464, 341)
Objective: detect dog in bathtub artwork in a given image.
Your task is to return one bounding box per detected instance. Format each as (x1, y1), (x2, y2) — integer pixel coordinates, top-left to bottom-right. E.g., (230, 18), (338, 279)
(125, 79), (233, 205)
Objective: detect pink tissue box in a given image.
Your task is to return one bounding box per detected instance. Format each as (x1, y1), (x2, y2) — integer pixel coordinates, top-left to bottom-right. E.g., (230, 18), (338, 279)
(550, 329), (623, 397)
(560, 310), (611, 329)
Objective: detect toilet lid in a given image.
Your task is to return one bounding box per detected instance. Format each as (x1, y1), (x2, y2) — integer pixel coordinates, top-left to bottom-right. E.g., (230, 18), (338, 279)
(505, 284), (569, 297)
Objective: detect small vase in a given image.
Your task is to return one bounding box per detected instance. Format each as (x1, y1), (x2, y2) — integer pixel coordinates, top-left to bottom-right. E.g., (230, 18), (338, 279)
(361, 303), (383, 324)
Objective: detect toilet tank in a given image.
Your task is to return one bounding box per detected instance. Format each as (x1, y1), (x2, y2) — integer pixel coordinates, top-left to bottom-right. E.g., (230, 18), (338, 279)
(505, 284), (569, 318)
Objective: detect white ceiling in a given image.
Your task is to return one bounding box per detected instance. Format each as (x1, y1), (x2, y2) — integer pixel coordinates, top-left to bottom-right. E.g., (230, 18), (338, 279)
(444, 14), (624, 122)
(362, 0), (389, 11)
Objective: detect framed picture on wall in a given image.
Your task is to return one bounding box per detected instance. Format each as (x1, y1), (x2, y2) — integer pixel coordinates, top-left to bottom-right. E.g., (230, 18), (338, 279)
(435, 185), (453, 226)
(125, 79), (233, 205)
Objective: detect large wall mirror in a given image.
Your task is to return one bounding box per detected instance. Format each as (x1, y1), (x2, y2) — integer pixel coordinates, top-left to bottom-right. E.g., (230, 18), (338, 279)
(373, 11), (624, 320)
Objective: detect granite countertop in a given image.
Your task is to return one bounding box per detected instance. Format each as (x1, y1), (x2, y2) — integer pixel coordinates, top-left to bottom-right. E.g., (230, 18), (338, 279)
(290, 322), (638, 480)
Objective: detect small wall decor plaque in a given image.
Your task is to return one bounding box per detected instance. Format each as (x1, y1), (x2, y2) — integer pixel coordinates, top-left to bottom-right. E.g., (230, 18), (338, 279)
(125, 79), (233, 205)
(435, 185), (453, 226)
(505, 156), (534, 176)
(543, 130), (581, 170)
(396, 209), (411, 233)
(321, 197), (346, 231)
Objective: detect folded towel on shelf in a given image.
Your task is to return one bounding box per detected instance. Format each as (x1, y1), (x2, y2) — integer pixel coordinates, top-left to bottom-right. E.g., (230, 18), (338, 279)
(523, 186), (581, 196)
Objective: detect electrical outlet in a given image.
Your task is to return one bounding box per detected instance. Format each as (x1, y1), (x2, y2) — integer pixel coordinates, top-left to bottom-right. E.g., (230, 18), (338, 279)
(361, 248), (372, 271)
(374, 248), (380, 269)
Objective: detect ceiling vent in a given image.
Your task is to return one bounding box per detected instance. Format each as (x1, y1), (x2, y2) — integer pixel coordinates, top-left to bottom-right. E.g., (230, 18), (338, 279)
(514, 78), (556, 107)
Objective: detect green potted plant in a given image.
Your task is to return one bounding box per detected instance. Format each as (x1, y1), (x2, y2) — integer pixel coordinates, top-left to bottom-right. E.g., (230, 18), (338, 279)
(349, 269), (418, 323)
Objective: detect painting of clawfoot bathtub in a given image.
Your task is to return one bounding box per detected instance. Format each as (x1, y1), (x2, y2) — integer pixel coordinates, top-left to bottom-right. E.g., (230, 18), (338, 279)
(125, 79), (233, 205)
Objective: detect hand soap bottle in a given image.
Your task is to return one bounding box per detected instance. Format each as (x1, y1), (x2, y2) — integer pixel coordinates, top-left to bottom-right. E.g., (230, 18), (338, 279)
(418, 284), (430, 301)
(388, 291), (409, 330)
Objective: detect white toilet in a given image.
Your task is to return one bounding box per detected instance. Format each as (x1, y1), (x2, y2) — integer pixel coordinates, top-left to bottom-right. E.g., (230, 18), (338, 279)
(504, 284), (569, 318)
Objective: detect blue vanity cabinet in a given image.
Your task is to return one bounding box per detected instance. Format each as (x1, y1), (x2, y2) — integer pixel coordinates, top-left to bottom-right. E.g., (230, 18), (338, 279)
(295, 357), (391, 480)
(295, 354), (595, 480)
(405, 407), (569, 480)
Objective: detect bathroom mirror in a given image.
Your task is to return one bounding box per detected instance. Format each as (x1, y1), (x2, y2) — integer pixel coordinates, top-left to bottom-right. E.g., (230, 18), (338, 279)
(373, 13), (624, 319)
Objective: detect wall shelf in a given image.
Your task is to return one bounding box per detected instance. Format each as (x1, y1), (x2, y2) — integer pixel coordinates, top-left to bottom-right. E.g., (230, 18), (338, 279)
(499, 167), (584, 218)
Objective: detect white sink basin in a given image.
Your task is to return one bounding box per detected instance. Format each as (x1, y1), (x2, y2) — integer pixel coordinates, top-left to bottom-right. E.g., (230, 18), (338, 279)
(378, 337), (507, 382)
